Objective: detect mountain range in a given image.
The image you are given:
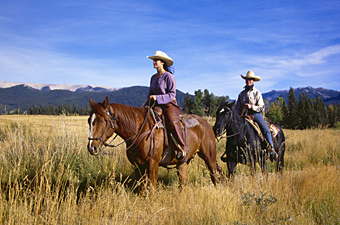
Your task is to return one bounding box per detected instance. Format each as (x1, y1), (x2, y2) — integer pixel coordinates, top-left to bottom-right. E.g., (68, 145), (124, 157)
(0, 82), (188, 114)
(262, 86), (340, 106)
(0, 82), (340, 114)
(0, 81), (120, 92)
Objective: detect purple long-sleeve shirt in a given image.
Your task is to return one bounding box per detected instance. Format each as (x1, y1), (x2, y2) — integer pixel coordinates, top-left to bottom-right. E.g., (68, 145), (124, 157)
(148, 72), (176, 104)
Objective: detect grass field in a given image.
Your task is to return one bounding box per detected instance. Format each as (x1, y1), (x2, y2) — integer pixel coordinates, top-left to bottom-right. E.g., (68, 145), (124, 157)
(0, 115), (339, 224)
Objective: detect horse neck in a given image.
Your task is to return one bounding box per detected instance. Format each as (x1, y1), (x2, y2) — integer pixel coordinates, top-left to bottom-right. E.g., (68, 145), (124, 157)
(110, 103), (147, 140)
(227, 110), (244, 132)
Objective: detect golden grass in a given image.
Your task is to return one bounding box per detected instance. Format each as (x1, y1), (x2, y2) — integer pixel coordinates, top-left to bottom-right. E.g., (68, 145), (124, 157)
(0, 115), (339, 224)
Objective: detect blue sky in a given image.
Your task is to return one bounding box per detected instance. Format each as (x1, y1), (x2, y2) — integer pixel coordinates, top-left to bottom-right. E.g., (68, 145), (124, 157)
(1, 0), (340, 99)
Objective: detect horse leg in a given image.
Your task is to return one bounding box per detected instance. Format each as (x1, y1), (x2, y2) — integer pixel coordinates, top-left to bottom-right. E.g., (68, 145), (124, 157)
(177, 162), (188, 187)
(227, 161), (237, 181)
(134, 164), (147, 194)
(276, 142), (285, 173)
(133, 160), (159, 194)
(198, 152), (221, 185)
(260, 152), (268, 174)
(147, 158), (159, 188)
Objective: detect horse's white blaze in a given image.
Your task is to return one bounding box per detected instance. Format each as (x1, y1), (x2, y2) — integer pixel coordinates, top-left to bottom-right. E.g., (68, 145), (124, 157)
(89, 113), (96, 145)
(220, 108), (225, 113)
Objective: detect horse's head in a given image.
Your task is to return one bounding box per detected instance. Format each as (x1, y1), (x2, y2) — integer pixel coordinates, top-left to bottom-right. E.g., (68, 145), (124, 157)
(87, 96), (116, 155)
(213, 99), (235, 137)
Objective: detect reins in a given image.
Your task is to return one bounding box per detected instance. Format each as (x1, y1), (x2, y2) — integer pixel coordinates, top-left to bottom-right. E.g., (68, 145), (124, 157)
(88, 102), (156, 155)
(215, 109), (246, 142)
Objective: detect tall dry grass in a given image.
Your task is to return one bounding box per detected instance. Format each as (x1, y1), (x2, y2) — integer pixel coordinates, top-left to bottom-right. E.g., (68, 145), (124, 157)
(0, 115), (339, 224)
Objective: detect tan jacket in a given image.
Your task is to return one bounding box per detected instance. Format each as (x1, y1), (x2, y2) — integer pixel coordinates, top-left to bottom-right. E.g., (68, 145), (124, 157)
(235, 86), (265, 115)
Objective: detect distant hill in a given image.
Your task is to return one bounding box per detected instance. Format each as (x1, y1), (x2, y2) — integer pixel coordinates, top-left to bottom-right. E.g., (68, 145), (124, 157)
(0, 81), (120, 92)
(0, 85), (189, 114)
(262, 86), (340, 105)
(1, 83), (340, 114)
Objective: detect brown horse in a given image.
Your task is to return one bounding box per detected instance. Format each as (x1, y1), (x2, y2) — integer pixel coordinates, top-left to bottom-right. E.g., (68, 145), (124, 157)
(87, 96), (220, 190)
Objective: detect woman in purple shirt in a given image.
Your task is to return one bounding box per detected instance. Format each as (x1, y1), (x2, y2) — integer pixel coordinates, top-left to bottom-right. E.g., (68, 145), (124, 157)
(147, 51), (187, 161)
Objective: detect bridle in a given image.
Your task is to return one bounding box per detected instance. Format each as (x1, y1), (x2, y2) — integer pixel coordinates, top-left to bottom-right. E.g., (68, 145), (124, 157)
(215, 107), (245, 141)
(88, 105), (156, 155)
(88, 107), (120, 147)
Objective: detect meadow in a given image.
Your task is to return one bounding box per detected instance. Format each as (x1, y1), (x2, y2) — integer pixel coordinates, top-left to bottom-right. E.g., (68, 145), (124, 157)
(0, 115), (339, 224)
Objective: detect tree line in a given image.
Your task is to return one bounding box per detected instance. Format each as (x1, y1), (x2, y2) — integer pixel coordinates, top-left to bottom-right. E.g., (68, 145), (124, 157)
(182, 89), (229, 117)
(26, 103), (91, 116)
(183, 88), (340, 129)
(8, 87), (340, 129)
(266, 88), (340, 129)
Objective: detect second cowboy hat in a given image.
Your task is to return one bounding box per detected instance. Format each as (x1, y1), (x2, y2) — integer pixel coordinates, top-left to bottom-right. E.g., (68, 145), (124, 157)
(241, 71), (261, 82)
(147, 51), (173, 66)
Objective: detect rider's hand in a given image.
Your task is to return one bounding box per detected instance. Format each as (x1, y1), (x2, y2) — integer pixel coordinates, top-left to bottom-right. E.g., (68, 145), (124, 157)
(149, 95), (157, 101)
(245, 103), (252, 109)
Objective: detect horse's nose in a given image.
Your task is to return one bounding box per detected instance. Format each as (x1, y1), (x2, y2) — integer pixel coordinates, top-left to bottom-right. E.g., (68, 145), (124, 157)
(213, 127), (221, 136)
(88, 143), (98, 155)
(213, 126), (218, 134)
(92, 146), (97, 153)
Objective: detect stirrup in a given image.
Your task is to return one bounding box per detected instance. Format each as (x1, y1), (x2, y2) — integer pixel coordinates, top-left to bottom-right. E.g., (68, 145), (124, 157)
(176, 151), (183, 160)
(176, 147), (187, 159)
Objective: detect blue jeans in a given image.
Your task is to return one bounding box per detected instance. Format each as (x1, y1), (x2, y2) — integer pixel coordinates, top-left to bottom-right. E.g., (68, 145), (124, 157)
(249, 112), (274, 148)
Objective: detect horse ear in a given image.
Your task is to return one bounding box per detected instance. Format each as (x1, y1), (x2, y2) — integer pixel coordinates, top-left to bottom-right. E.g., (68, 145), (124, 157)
(220, 98), (226, 106)
(229, 100), (236, 108)
(89, 98), (95, 108)
(103, 96), (109, 108)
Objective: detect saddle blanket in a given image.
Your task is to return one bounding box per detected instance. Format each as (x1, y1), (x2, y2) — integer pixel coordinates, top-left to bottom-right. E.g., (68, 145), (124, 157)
(180, 114), (200, 128)
(244, 118), (280, 140)
(150, 107), (200, 129)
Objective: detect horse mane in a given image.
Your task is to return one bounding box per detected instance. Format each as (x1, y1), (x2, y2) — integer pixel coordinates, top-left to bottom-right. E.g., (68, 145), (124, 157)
(110, 103), (146, 133)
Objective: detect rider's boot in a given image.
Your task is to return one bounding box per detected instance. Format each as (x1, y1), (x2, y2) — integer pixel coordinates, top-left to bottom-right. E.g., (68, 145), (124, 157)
(269, 147), (278, 162)
(172, 121), (188, 162)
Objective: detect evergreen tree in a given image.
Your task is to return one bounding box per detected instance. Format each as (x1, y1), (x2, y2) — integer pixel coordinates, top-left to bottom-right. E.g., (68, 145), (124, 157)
(79, 107), (86, 115)
(38, 104), (44, 115)
(192, 89), (203, 116)
(287, 87), (299, 129)
(203, 89), (212, 116)
(85, 104), (91, 115)
(335, 105), (340, 125)
(297, 93), (305, 128)
(278, 97), (288, 126)
(305, 97), (314, 128)
(72, 102), (79, 115)
(64, 104), (72, 115)
(182, 92), (193, 114)
(209, 94), (219, 117)
(328, 105), (335, 127)
(44, 105), (51, 115)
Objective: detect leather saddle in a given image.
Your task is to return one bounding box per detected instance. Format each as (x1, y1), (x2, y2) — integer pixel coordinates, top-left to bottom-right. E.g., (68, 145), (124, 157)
(243, 115), (280, 141)
(149, 106), (200, 130)
(148, 106), (200, 166)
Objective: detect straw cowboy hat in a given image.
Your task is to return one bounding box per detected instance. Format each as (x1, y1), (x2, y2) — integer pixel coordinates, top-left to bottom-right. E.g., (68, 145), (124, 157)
(147, 51), (173, 66)
(241, 71), (261, 82)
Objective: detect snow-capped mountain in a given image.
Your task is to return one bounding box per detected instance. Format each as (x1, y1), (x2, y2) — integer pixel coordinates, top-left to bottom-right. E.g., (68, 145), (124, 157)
(0, 81), (120, 92)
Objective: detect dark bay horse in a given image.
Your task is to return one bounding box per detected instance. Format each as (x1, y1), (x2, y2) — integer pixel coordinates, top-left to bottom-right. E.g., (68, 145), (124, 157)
(87, 96), (220, 190)
(213, 100), (285, 178)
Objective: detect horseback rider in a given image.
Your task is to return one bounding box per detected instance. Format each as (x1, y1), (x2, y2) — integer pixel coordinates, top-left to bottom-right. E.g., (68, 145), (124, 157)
(234, 71), (278, 161)
(146, 51), (188, 161)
